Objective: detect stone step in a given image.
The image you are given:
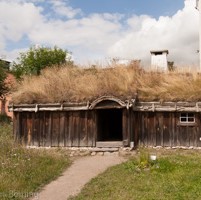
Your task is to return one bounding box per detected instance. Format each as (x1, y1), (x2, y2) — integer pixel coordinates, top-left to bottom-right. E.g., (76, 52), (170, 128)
(96, 141), (123, 148)
(91, 147), (119, 152)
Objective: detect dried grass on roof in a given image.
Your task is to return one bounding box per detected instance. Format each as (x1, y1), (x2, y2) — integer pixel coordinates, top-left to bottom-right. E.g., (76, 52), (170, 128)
(11, 63), (201, 104)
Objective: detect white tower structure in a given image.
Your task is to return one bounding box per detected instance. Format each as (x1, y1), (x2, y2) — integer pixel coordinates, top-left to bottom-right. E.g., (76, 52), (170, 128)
(150, 50), (169, 71)
(196, 0), (201, 70)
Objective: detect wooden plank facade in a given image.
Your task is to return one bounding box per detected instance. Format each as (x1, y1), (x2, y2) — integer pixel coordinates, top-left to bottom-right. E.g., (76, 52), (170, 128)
(133, 112), (201, 147)
(9, 96), (201, 148)
(13, 111), (96, 147)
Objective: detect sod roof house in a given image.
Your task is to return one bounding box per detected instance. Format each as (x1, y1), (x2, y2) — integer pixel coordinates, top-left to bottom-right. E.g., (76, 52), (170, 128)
(9, 64), (201, 148)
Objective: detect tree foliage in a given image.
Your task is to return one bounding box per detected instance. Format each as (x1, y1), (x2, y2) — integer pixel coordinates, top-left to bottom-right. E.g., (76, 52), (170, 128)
(0, 65), (8, 100)
(0, 59), (10, 71)
(12, 46), (73, 78)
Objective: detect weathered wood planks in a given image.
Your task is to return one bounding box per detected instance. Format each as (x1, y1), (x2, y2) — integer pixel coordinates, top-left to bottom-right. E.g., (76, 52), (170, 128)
(15, 110), (96, 147)
(135, 112), (201, 147)
(13, 105), (201, 148)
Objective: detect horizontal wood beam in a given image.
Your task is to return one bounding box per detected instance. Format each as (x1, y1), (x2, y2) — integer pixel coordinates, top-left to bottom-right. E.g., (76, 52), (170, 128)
(134, 102), (201, 112)
(9, 101), (201, 112)
(8, 104), (89, 112)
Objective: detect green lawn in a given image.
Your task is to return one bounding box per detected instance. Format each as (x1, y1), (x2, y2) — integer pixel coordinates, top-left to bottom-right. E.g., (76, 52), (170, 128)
(71, 149), (201, 200)
(0, 123), (71, 200)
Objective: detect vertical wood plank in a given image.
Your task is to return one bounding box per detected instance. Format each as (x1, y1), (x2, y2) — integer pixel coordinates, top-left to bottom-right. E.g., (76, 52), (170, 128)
(172, 113), (177, 147)
(45, 112), (52, 147)
(133, 111), (140, 148)
(87, 111), (94, 147)
(189, 126), (195, 147)
(59, 112), (65, 147)
(122, 109), (129, 146)
(145, 113), (149, 146)
(87, 111), (92, 146)
(136, 112), (140, 146)
(159, 113), (164, 147)
(130, 110), (134, 145)
(79, 111), (88, 147)
(27, 112), (33, 146)
(92, 111), (97, 147)
(33, 112), (40, 146)
(85, 111), (89, 146)
(163, 113), (171, 147)
(155, 113), (163, 147)
(179, 126), (188, 146)
(175, 113), (180, 147)
(21, 112), (28, 146)
(196, 113), (201, 147)
(18, 112), (23, 144)
(149, 112), (155, 147)
(156, 113), (161, 147)
(141, 113), (146, 146)
(51, 112), (60, 147)
(65, 112), (71, 147)
(31, 112), (35, 146)
(71, 111), (79, 147)
(68, 112), (73, 147)
(42, 112), (47, 147)
(39, 112), (45, 146)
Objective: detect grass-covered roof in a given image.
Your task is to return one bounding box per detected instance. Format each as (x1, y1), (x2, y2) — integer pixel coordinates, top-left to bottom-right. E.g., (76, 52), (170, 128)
(11, 63), (201, 104)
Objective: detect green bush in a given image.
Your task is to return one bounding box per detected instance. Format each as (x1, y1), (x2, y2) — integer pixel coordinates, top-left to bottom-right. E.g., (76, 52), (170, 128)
(0, 114), (12, 124)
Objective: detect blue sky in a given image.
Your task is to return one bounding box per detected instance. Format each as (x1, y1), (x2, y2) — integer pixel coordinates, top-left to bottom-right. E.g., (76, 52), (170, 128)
(69, 0), (184, 18)
(0, 0), (199, 67)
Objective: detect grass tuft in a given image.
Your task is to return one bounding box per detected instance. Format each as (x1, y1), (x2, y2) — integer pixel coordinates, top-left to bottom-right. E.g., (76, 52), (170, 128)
(0, 123), (71, 200)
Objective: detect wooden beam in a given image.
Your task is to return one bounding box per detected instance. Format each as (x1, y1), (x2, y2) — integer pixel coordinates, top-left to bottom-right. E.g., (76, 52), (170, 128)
(8, 101), (201, 113)
(133, 102), (201, 112)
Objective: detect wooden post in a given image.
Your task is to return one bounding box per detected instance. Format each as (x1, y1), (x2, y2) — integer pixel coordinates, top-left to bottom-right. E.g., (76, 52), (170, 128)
(122, 109), (130, 146)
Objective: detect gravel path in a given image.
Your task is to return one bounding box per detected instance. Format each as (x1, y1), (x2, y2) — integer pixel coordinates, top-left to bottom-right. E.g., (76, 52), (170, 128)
(32, 155), (126, 200)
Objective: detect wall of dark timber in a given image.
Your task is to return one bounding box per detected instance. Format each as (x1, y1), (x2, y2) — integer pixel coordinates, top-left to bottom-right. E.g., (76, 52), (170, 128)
(133, 112), (201, 147)
(13, 111), (96, 147)
(13, 110), (201, 148)
(13, 109), (131, 147)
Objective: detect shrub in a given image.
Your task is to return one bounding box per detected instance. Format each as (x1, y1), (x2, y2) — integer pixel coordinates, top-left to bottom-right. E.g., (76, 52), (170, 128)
(0, 114), (12, 124)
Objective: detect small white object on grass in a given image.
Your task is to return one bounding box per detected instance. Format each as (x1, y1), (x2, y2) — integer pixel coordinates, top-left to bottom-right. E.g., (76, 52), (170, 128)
(150, 155), (157, 161)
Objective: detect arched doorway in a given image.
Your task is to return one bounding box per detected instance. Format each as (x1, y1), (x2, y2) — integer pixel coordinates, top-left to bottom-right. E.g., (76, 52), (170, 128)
(90, 96), (127, 146)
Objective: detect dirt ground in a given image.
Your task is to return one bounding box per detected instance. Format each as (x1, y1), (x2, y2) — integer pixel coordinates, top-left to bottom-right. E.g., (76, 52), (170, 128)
(31, 155), (126, 200)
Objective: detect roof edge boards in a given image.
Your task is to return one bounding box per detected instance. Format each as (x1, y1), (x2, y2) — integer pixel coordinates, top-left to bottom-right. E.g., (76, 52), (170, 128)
(9, 100), (201, 113)
(8, 96), (135, 112)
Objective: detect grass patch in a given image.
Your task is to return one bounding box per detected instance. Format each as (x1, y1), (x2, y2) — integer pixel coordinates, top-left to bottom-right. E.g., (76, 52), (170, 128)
(70, 149), (201, 200)
(0, 123), (71, 200)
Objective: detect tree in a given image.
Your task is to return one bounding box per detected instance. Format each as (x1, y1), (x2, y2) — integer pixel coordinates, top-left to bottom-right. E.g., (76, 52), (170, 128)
(0, 65), (9, 114)
(12, 46), (73, 78)
(168, 61), (176, 71)
(0, 59), (10, 71)
(0, 66), (8, 98)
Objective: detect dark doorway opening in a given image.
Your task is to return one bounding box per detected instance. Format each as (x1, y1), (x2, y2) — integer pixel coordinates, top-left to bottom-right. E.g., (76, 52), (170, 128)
(97, 109), (123, 141)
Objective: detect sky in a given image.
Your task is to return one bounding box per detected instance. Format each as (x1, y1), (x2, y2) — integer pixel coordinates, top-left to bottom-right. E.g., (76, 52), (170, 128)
(0, 0), (199, 67)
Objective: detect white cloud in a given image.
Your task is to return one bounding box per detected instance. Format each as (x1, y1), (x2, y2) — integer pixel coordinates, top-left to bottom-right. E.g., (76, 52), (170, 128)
(49, 0), (82, 19)
(108, 0), (199, 67)
(28, 13), (122, 57)
(0, 1), (43, 42)
(0, 0), (199, 67)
